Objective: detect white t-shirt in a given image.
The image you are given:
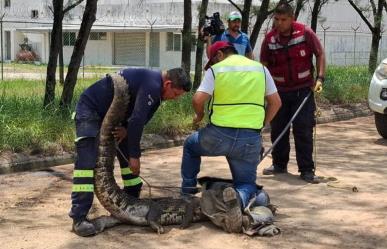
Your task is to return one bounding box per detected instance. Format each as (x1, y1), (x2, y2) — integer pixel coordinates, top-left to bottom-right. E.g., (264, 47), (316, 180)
(197, 66), (277, 96)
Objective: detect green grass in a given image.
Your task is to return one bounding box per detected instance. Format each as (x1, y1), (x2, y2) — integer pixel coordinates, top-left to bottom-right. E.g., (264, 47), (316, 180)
(0, 65), (371, 154)
(322, 65), (371, 104)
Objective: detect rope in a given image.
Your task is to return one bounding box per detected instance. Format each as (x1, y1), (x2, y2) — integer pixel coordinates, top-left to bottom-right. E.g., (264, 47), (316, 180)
(114, 142), (201, 198)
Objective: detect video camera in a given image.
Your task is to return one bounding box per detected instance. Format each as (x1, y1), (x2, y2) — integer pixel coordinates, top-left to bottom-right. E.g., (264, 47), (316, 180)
(203, 12), (225, 36)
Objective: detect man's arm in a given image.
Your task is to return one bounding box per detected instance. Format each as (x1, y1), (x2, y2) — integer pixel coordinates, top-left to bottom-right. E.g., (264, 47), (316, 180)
(259, 36), (270, 66)
(264, 92), (282, 126)
(192, 91), (211, 125)
(306, 27), (326, 80)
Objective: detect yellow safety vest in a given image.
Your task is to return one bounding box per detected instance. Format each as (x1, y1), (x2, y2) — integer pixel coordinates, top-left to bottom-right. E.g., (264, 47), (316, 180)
(209, 54), (266, 130)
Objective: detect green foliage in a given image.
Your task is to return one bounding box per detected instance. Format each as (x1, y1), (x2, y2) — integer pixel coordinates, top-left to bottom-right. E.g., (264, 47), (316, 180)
(0, 65), (371, 154)
(322, 65), (371, 104)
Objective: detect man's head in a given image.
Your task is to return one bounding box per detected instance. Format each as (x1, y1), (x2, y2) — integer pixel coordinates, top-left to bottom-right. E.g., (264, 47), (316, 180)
(227, 11), (242, 33)
(161, 68), (192, 100)
(204, 41), (237, 70)
(273, 3), (294, 35)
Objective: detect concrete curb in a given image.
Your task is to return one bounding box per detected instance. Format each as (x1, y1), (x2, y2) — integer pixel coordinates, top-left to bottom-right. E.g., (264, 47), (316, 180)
(0, 105), (372, 175)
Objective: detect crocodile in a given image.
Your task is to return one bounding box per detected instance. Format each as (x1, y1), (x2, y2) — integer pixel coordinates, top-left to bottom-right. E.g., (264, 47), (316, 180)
(93, 74), (205, 234)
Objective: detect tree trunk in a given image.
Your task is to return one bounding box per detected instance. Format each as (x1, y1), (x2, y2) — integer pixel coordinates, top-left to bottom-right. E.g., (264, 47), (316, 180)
(310, 0), (321, 32)
(59, 29), (64, 85)
(60, 0), (97, 108)
(241, 0), (252, 33)
(43, 0), (63, 107)
(193, 0), (209, 89)
(181, 0), (192, 76)
(295, 0), (305, 20)
(249, 0), (270, 49)
(369, 32), (381, 73)
(369, 0), (383, 73)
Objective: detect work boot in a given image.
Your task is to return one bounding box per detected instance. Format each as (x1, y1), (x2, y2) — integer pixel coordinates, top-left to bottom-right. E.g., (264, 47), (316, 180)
(300, 171), (320, 184)
(262, 165), (287, 175)
(72, 217), (97, 237)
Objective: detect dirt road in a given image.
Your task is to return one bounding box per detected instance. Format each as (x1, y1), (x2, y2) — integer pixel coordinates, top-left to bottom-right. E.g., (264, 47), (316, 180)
(0, 116), (386, 249)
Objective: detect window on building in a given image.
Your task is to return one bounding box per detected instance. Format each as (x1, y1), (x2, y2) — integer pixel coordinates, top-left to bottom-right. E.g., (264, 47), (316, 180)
(166, 32), (182, 52)
(63, 32), (76, 46)
(31, 10), (39, 19)
(89, 32), (107, 40)
(4, 0), (10, 8)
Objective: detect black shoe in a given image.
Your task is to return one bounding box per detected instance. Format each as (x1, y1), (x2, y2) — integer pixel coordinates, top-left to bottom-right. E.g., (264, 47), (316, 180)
(262, 165), (288, 175)
(72, 218), (97, 237)
(300, 171), (320, 184)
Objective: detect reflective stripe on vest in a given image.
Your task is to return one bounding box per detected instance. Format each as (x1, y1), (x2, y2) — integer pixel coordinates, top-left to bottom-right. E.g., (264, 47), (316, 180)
(210, 55), (266, 130)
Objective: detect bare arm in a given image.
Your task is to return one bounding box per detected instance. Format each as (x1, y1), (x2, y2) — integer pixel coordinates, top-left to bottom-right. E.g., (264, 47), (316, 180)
(246, 51), (254, 60)
(315, 51), (326, 79)
(192, 91), (211, 125)
(264, 92), (282, 126)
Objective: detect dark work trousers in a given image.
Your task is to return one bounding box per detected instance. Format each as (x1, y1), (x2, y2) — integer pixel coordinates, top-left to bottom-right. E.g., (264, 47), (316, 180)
(270, 87), (316, 173)
(69, 101), (142, 221)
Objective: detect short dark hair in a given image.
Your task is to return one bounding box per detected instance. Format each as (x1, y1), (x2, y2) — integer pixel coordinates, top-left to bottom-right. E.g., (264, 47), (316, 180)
(274, 2), (294, 16)
(167, 68), (192, 92)
(220, 46), (238, 56)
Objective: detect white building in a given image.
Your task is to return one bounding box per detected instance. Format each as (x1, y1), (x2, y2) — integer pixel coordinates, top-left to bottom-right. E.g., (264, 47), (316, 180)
(0, 0), (386, 68)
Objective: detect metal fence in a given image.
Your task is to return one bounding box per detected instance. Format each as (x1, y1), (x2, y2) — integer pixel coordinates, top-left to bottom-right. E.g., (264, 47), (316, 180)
(1, 19), (387, 81)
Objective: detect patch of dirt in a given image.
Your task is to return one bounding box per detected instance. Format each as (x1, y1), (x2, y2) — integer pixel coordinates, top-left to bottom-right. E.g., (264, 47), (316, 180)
(0, 116), (386, 249)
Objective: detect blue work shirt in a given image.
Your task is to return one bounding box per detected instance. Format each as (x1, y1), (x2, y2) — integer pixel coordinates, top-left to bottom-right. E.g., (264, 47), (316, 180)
(213, 29), (252, 56)
(78, 68), (162, 158)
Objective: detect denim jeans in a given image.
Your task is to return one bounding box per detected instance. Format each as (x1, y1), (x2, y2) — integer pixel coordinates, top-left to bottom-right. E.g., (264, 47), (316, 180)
(181, 124), (262, 207)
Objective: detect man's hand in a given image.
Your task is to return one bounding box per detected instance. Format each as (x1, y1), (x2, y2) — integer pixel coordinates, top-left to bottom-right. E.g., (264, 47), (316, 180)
(112, 126), (127, 144)
(313, 79), (323, 93)
(193, 112), (204, 125)
(129, 157), (141, 176)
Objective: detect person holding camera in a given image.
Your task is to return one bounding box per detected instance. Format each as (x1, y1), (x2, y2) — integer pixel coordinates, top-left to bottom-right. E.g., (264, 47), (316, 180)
(260, 3), (326, 183)
(203, 11), (254, 59)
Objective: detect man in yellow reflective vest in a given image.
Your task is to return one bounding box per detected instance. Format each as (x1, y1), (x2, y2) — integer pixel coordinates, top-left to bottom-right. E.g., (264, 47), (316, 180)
(180, 41), (282, 208)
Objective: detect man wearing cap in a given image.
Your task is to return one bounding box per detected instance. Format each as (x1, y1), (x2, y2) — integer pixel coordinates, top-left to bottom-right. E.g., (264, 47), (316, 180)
(180, 41), (282, 209)
(204, 11), (254, 59)
(260, 3), (326, 183)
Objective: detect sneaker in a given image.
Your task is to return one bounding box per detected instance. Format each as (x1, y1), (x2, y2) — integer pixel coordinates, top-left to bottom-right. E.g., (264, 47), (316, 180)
(300, 171), (320, 184)
(262, 165), (288, 175)
(72, 218), (97, 237)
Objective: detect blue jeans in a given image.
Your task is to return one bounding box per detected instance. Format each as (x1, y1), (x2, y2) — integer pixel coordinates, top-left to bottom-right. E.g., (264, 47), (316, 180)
(181, 124), (262, 207)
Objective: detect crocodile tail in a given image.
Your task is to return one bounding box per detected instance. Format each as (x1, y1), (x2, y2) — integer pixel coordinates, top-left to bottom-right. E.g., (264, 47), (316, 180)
(94, 74), (150, 225)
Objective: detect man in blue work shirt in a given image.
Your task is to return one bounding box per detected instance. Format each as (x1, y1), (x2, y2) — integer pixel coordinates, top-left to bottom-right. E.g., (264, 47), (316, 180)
(204, 11), (254, 59)
(69, 67), (192, 237)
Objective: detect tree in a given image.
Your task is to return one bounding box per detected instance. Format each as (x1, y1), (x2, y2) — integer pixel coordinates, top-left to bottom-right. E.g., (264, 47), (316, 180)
(295, 0), (308, 20)
(310, 0), (329, 32)
(43, 0), (84, 107)
(193, 0), (209, 89)
(181, 0), (192, 76)
(60, 0), (97, 108)
(249, 0), (293, 49)
(348, 0), (384, 73)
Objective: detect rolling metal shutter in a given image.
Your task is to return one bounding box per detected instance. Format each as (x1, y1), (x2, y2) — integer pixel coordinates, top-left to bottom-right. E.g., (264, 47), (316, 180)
(114, 32), (145, 66)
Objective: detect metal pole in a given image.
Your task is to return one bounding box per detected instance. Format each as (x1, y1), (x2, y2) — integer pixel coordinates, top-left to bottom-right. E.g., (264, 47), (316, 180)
(321, 24), (330, 49)
(352, 26), (360, 65)
(261, 92), (312, 160)
(82, 52), (85, 80)
(1, 13), (5, 81)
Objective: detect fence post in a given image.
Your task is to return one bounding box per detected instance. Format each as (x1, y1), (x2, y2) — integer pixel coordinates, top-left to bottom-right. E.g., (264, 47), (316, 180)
(0, 13), (5, 81)
(351, 25), (360, 65)
(321, 24), (330, 48)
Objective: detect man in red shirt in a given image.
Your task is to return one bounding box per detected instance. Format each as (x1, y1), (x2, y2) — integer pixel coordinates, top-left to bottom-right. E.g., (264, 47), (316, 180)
(260, 3), (326, 183)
